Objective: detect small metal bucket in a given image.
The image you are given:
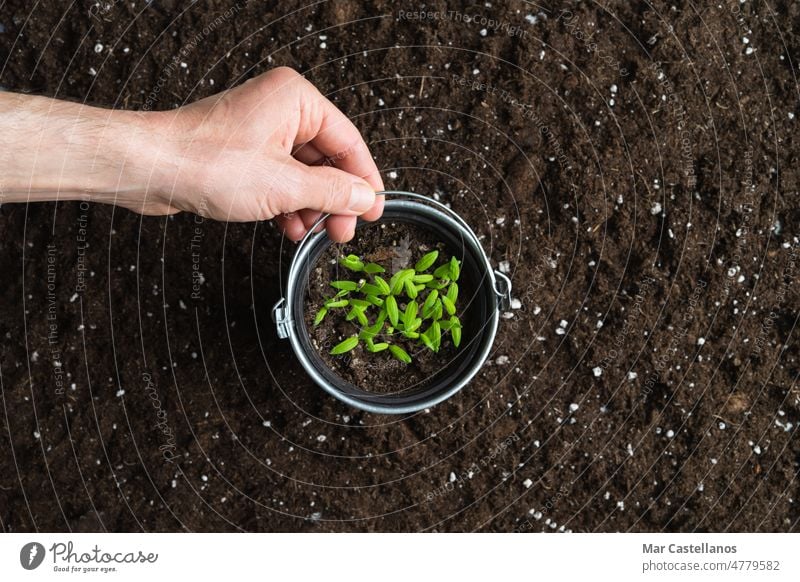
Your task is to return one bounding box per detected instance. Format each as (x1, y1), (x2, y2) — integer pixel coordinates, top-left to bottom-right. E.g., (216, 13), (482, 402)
(272, 191), (511, 414)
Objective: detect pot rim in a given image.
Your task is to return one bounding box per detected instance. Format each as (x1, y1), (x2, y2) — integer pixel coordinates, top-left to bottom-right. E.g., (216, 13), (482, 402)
(272, 191), (511, 414)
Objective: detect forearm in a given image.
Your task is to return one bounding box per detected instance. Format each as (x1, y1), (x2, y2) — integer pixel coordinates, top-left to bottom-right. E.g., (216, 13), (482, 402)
(0, 92), (170, 209)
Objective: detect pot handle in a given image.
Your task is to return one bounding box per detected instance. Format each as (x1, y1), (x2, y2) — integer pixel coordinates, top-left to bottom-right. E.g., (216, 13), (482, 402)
(291, 190), (479, 263)
(493, 271), (513, 311)
(272, 298), (291, 339)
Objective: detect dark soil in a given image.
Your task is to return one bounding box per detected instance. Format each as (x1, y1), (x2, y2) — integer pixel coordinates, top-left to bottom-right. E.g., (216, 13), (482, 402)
(303, 221), (462, 395)
(0, 0), (798, 533)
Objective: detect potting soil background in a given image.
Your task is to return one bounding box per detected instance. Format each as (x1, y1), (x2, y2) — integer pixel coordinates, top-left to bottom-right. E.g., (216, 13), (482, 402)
(0, 0), (798, 532)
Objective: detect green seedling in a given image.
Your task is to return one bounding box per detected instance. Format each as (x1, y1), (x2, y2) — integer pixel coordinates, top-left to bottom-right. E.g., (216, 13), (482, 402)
(315, 249), (464, 364)
(414, 250), (439, 272)
(330, 336), (359, 355)
(331, 280), (358, 291)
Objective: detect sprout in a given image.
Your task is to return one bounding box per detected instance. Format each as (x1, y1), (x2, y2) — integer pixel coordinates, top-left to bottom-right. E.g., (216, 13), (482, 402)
(331, 281), (358, 291)
(404, 278), (418, 299)
(314, 251), (464, 364)
(389, 269), (415, 295)
(367, 341), (389, 352)
(385, 295), (399, 327)
(389, 344), (412, 364)
(330, 336), (359, 355)
(339, 255), (364, 272)
(414, 250), (439, 272)
(442, 295), (456, 316)
(313, 307), (328, 326)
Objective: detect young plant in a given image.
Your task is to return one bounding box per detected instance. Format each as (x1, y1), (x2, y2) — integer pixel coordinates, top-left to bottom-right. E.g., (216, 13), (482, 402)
(314, 249), (463, 364)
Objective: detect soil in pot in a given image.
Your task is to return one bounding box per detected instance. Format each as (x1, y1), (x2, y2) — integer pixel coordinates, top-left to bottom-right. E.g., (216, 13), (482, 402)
(303, 221), (475, 395)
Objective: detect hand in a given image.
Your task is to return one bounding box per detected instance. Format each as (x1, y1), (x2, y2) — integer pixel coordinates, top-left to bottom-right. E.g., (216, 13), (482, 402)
(151, 67), (385, 241)
(0, 67), (384, 242)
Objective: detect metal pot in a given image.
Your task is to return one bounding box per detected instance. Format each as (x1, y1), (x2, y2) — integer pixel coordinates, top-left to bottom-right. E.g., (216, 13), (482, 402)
(272, 191), (511, 414)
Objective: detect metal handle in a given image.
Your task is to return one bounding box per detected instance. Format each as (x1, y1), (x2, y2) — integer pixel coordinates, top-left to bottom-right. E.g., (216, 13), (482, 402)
(292, 190), (475, 270)
(493, 271), (513, 311)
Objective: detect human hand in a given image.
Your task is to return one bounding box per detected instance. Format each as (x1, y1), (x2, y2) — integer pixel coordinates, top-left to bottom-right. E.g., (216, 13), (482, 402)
(0, 67), (383, 242)
(151, 67), (385, 242)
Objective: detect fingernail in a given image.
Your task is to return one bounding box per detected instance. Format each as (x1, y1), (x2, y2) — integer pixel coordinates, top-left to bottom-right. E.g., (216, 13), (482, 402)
(349, 182), (375, 213)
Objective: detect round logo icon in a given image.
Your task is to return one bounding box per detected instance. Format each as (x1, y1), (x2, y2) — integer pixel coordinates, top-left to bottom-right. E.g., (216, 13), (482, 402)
(20, 542), (46, 570)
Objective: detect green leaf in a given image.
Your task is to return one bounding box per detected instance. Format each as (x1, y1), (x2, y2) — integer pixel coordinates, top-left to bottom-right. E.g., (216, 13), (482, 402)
(446, 282), (459, 304)
(385, 295), (399, 327)
(405, 317), (422, 332)
(330, 280), (358, 291)
(339, 254), (364, 272)
(403, 301), (418, 327)
(348, 298), (370, 309)
(449, 315), (462, 347)
(360, 283), (384, 296)
(363, 263), (385, 274)
(359, 319), (384, 341)
(431, 321), (442, 351)
(389, 269), (415, 295)
(365, 294), (384, 307)
(330, 336), (359, 355)
(433, 263), (452, 279)
(414, 250), (439, 272)
(404, 278), (418, 299)
(368, 341), (389, 352)
(439, 319), (453, 330)
(432, 300), (443, 321)
(334, 289), (350, 299)
(313, 307), (328, 326)
(345, 306), (368, 326)
(402, 331), (420, 339)
(426, 280), (449, 290)
(389, 344), (412, 364)
(449, 257), (461, 281)
(422, 290), (439, 318)
(325, 299), (349, 308)
(374, 276), (391, 295)
(442, 295), (456, 316)
(419, 331), (436, 352)
(412, 274), (434, 283)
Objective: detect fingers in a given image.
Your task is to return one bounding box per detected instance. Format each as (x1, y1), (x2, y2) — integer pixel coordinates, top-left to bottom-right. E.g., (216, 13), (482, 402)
(298, 209), (323, 232)
(324, 215), (358, 243)
(292, 76), (385, 194)
(360, 195), (384, 222)
(291, 138), (384, 222)
(275, 211), (357, 243)
(275, 158), (376, 216)
(291, 141), (326, 166)
(257, 67), (387, 243)
(274, 212), (306, 241)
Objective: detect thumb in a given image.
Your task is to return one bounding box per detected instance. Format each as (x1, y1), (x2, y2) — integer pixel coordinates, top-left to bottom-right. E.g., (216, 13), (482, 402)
(276, 159), (377, 216)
